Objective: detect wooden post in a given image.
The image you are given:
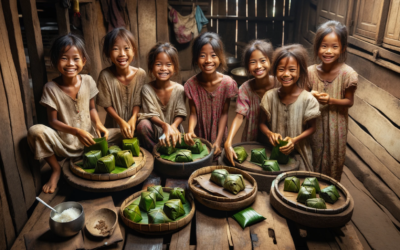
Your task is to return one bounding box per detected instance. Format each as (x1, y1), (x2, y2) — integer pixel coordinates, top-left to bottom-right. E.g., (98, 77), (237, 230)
(138, 0), (156, 71)
(156, 0), (169, 42)
(55, 0), (70, 35)
(125, 0), (140, 67)
(19, 0), (48, 125)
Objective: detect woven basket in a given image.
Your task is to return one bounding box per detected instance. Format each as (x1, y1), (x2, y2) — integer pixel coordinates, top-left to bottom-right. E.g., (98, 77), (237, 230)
(120, 187), (195, 235)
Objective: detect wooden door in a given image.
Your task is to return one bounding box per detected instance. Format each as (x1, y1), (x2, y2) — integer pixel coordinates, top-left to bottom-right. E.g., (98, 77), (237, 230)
(301, 0), (319, 43)
(383, 0), (400, 51)
(318, 0), (350, 26)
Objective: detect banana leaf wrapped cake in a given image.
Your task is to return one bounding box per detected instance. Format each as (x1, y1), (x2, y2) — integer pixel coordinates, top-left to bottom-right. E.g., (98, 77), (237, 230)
(123, 138), (140, 156)
(224, 174), (245, 195)
(305, 198), (327, 209)
(139, 191), (156, 212)
(296, 186), (316, 203)
(188, 139), (203, 154)
(175, 150), (193, 162)
(269, 139), (289, 164)
(176, 134), (188, 148)
(232, 207), (266, 229)
(302, 177), (321, 193)
(108, 145), (121, 159)
(234, 146), (248, 163)
(262, 160), (280, 171)
(210, 169), (229, 187)
(284, 176), (300, 192)
(84, 137), (108, 157)
(147, 185), (164, 201)
(169, 187), (186, 204)
(123, 204), (142, 222)
(320, 185), (340, 204)
(95, 154), (115, 173)
(163, 199), (185, 220)
(148, 208), (173, 224)
(116, 150), (134, 168)
(158, 146), (177, 155)
(250, 148), (267, 164)
(82, 150), (101, 169)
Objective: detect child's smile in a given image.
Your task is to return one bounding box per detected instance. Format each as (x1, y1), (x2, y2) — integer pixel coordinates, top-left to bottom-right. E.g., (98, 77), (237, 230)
(110, 36), (134, 69)
(152, 52), (174, 82)
(276, 57), (299, 87)
(249, 50), (269, 79)
(198, 44), (220, 74)
(318, 32), (341, 65)
(57, 46), (86, 78)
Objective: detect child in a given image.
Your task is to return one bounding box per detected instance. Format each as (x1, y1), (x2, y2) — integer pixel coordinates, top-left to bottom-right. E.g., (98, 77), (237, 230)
(224, 40), (279, 166)
(27, 34), (109, 193)
(307, 20), (358, 181)
(259, 44), (320, 171)
(97, 27), (147, 138)
(184, 32), (238, 156)
(136, 43), (187, 150)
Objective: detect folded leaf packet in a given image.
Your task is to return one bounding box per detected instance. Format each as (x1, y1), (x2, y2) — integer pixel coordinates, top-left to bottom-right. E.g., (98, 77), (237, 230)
(123, 204), (142, 222)
(123, 138), (140, 156)
(176, 134), (189, 148)
(84, 137), (108, 157)
(95, 154), (115, 173)
(163, 199), (185, 220)
(170, 187), (186, 204)
(296, 186), (316, 203)
(250, 148), (267, 164)
(148, 208), (173, 224)
(188, 139), (203, 154)
(210, 169), (229, 187)
(262, 160), (280, 171)
(139, 191), (156, 212)
(175, 150), (193, 162)
(234, 146), (248, 163)
(269, 139), (289, 164)
(320, 185), (340, 204)
(302, 177), (321, 193)
(158, 146), (177, 155)
(283, 176), (300, 192)
(232, 207), (266, 229)
(224, 174), (245, 195)
(108, 145), (121, 159)
(306, 198), (327, 209)
(147, 185), (164, 201)
(116, 150), (134, 168)
(82, 150), (101, 169)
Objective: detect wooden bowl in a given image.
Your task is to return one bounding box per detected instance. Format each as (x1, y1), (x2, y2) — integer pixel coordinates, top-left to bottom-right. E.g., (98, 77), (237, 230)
(85, 208), (117, 237)
(188, 166), (258, 211)
(120, 187), (195, 235)
(153, 138), (215, 178)
(270, 171), (354, 228)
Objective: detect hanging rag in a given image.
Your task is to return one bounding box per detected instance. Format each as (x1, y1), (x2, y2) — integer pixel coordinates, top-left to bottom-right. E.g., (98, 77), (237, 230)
(100, 0), (126, 32)
(61, 0), (71, 8)
(168, 5), (199, 44)
(195, 5), (208, 32)
(73, 0), (80, 17)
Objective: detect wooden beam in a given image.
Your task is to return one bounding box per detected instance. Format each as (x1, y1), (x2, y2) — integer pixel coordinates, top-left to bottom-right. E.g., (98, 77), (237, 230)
(125, 0), (139, 67)
(55, 0), (70, 35)
(137, 0), (156, 71)
(205, 15), (296, 21)
(156, 0), (169, 42)
(196, 210), (229, 250)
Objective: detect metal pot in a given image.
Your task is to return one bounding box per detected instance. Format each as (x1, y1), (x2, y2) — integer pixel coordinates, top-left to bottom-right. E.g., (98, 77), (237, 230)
(231, 67), (249, 86)
(49, 202), (85, 237)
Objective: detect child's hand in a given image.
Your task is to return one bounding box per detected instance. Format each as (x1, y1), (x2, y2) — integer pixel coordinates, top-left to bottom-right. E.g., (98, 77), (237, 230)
(311, 90), (320, 97)
(119, 120), (133, 139)
(127, 119), (136, 139)
(224, 144), (237, 166)
(76, 128), (96, 147)
(95, 123), (109, 141)
(160, 123), (179, 147)
(172, 126), (182, 145)
(184, 132), (197, 146)
(267, 131), (282, 146)
(212, 142), (222, 157)
(316, 93), (330, 105)
(280, 137), (295, 155)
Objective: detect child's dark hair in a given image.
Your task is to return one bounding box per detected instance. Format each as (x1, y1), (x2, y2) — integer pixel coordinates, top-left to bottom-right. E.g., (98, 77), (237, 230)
(192, 32), (227, 72)
(272, 44), (309, 88)
(102, 27), (137, 62)
(242, 40), (274, 75)
(50, 33), (89, 69)
(147, 42), (180, 76)
(314, 20), (348, 63)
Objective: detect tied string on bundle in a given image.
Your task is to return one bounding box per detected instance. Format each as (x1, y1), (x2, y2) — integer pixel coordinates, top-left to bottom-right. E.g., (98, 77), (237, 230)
(73, 0), (80, 17)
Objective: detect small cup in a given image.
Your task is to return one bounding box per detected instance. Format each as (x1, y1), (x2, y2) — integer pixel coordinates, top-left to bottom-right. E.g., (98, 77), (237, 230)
(49, 202), (85, 237)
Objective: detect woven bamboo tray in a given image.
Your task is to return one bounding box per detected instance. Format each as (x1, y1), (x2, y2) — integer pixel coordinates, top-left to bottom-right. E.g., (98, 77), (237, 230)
(270, 171), (354, 228)
(188, 166), (258, 211)
(120, 187), (195, 235)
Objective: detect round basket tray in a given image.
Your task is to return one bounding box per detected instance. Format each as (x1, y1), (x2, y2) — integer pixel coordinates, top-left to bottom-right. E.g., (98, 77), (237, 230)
(188, 166), (258, 211)
(120, 187), (195, 235)
(219, 141), (300, 175)
(270, 171), (354, 228)
(70, 147), (147, 181)
(62, 148), (154, 192)
(153, 138), (215, 178)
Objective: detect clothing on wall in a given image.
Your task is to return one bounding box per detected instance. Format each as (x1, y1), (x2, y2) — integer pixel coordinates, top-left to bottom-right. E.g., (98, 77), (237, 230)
(195, 5), (208, 32)
(168, 5), (199, 44)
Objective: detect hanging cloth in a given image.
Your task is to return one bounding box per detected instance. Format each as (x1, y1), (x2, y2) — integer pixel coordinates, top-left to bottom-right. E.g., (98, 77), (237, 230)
(195, 5), (208, 32)
(168, 5), (199, 44)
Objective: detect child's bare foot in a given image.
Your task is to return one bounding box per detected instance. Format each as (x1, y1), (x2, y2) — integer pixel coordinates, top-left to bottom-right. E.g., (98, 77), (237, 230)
(42, 169), (60, 194)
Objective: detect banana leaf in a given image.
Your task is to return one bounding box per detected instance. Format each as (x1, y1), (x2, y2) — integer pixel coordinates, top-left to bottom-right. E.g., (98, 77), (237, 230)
(84, 137), (108, 157)
(82, 150), (101, 169)
(163, 199), (185, 220)
(176, 134), (189, 148)
(123, 138), (140, 156)
(158, 146), (177, 155)
(148, 208), (173, 224)
(296, 186), (316, 204)
(320, 185), (340, 204)
(262, 160), (280, 171)
(147, 185), (164, 201)
(188, 139), (203, 154)
(234, 146), (248, 163)
(210, 169), (229, 187)
(232, 207), (266, 229)
(175, 150), (193, 162)
(284, 176), (300, 192)
(123, 204), (142, 222)
(269, 139), (289, 164)
(95, 154), (115, 173)
(116, 150), (135, 168)
(250, 148), (268, 164)
(170, 187), (186, 204)
(305, 198), (327, 209)
(139, 191), (157, 212)
(108, 145), (121, 159)
(223, 174), (245, 195)
(302, 177), (321, 193)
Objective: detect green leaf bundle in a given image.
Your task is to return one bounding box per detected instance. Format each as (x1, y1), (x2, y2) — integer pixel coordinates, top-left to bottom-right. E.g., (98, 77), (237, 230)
(139, 191), (156, 212)
(82, 150), (101, 169)
(262, 160), (280, 171)
(283, 176), (300, 192)
(116, 150), (135, 168)
(123, 138), (140, 156)
(305, 198), (327, 209)
(296, 186), (316, 204)
(123, 204), (142, 222)
(158, 146), (177, 155)
(234, 146), (248, 163)
(175, 150), (193, 162)
(320, 185), (340, 204)
(147, 208), (173, 224)
(223, 174), (245, 195)
(147, 185), (164, 201)
(269, 139), (289, 164)
(169, 187), (186, 204)
(84, 137), (108, 157)
(188, 139), (203, 154)
(176, 134), (188, 148)
(232, 207), (266, 229)
(302, 177), (321, 193)
(163, 199), (185, 220)
(250, 148), (267, 164)
(210, 169), (229, 187)
(95, 154), (115, 173)
(108, 145), (121, 159)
